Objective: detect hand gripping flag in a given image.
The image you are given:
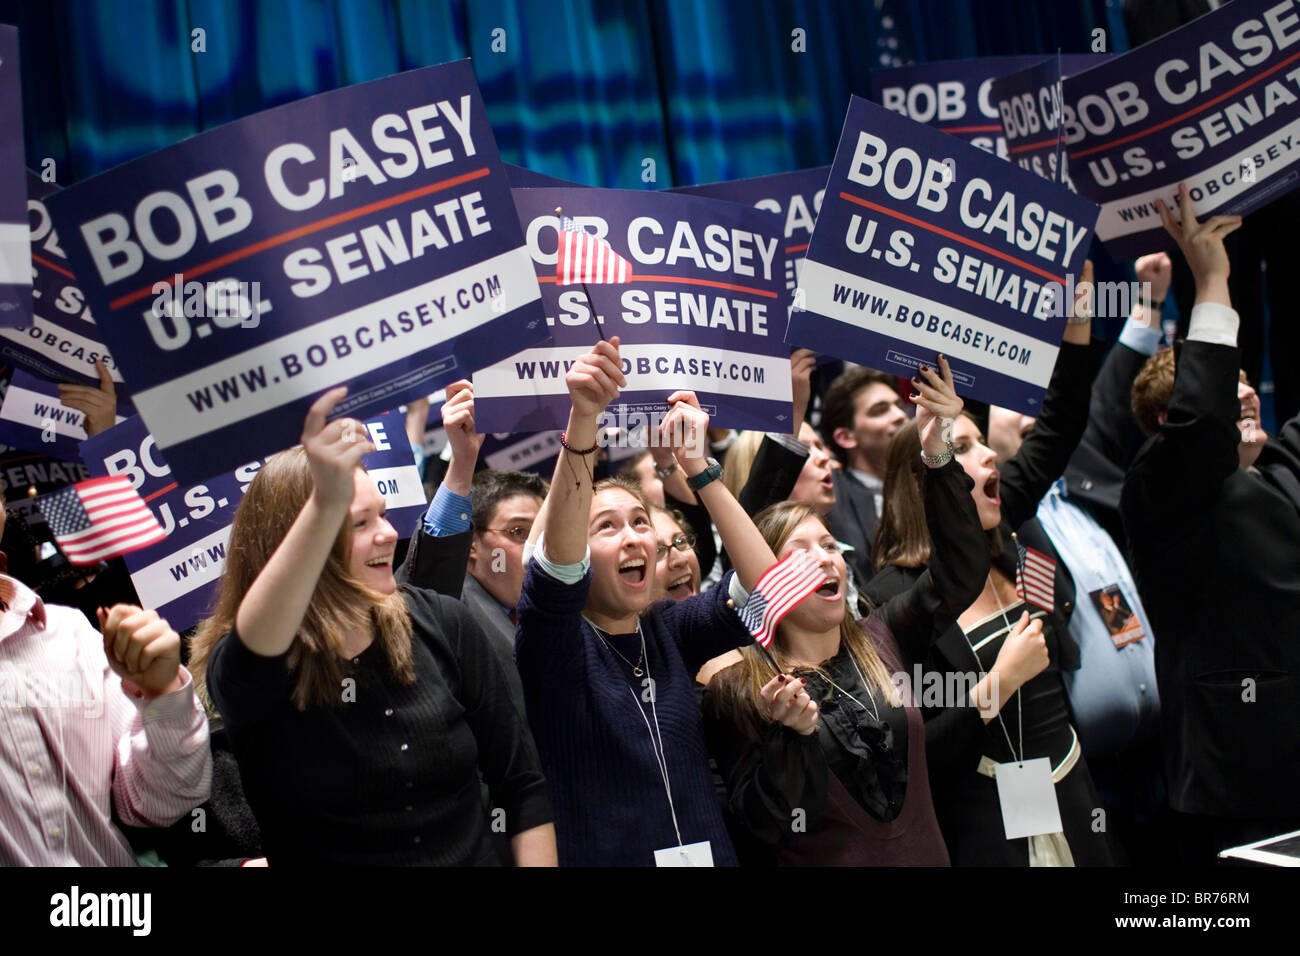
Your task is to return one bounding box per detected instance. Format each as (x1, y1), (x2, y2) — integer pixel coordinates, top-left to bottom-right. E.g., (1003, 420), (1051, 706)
(556, 216), (633, 285)
(1015, 538), (1056, 613)
(37, 476), (167, 566)
(737, 549), (829, 647)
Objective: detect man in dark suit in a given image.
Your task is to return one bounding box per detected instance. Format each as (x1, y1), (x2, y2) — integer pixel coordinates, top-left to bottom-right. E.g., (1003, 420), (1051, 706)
(1122, 186), (1300, 862)
(819, 366), (908, 585)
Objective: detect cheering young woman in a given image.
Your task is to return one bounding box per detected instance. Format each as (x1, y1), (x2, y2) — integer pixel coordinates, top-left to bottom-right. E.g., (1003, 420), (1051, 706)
(191, 388), (555, 866)
(702, 356), (1003, 865)
(516, 336), (781, 866)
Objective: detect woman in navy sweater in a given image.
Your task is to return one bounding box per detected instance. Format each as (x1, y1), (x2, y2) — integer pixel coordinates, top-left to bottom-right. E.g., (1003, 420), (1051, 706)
(516, 336), (780, 866)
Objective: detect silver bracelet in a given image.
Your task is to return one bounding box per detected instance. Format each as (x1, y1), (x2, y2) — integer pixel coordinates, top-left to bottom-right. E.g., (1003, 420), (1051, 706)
(920, 442), (953, 468)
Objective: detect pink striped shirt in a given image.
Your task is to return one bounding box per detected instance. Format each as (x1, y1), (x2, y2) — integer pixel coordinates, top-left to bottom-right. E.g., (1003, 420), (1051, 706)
(0, 575), (211, 865)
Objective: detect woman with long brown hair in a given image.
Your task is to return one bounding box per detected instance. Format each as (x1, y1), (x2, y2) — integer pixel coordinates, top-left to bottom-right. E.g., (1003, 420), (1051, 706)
(867, 272), (1114, 866)
(701, 356), (998, 865)
(190, 388), (555, 866)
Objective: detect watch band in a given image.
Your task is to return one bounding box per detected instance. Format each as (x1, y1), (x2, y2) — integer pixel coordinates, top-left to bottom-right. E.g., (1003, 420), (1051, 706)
(653, 459), (678, 479)
(687, 457), (724, 491)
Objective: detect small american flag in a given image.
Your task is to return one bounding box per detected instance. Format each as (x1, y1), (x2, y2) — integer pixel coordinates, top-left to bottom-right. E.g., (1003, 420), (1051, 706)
(556, 217), (633, 285)
(738, 550), (829, 647)
(37, 476), (167, 566)
(1015, 540), (1056, 613)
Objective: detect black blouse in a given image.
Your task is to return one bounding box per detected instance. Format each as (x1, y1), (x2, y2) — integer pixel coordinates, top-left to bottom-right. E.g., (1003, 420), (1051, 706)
(207, 585), (552, 866)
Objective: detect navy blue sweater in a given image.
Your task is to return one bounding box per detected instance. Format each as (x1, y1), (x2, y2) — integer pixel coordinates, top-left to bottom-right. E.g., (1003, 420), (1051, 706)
(515, 561), (751, 866)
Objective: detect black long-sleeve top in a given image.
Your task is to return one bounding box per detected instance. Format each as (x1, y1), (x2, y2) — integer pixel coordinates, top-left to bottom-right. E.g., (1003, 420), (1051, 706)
(702, 458), (986, 856)
(207, 586), (551, 865)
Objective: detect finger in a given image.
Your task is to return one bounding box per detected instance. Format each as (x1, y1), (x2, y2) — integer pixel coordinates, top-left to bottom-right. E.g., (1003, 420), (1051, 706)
(134, 632), (178, 674)
(760, 675), (786, 699)
(55, 385), (107, 401)
(936, 353), (954, 388)
(915, 362), (944, 388)
(589, 355), (627, 389)
(583, 364), (622, 399)
(444, 379), (473, 400)
(1154, 199), (1178, 242)
(1205, 218), (1243, 242)
(1176, 182), (1196, 232)
(96, 359), (116, 391)
(1200, 215), (1242, 234)
(124, 618), (169, 673)
(665, 390), (701, 409)
(304, 387), (348, 438)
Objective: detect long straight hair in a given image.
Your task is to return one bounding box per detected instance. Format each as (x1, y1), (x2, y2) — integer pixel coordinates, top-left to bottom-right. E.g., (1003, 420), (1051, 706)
(709, 501), (899, 741)
(871, 414), (1002, 573)
(189, 447), (414, 712)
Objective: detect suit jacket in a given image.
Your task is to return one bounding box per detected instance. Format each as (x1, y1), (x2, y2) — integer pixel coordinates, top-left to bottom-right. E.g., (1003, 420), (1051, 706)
(394, 525), (470, 598)
(1063, 341), (1150, 553)
(460, 573), (526, 706)
(1122, 339), (1300, 818)
(828, 470), (878, 589)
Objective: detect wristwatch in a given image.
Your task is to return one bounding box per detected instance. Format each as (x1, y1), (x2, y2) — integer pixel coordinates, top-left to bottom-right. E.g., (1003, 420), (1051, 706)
(653, 459), (678, 479)
(920, 442), (954, 468)
(686, 457), (724, 491)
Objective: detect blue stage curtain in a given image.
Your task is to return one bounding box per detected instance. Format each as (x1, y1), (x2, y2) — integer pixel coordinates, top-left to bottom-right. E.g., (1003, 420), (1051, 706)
(0, 0), (1127, 187)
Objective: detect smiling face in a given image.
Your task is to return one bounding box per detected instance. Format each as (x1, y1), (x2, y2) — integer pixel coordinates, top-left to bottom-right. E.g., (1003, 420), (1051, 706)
(774, 515), (847, 635)
(587, 487), (659, 622)
(652, 510), (700, 603)
(791, 422), (837, 516)
(345, 470), (398, 595)
(952, 415), (1002, 531)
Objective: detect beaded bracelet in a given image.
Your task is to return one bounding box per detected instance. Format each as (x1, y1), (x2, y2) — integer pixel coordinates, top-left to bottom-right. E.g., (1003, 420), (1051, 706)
(559, 431), (599, 455)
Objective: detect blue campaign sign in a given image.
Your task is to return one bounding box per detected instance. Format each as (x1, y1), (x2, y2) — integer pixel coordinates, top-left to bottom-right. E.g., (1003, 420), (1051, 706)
(671, 167), (831, 324)
(472, 186), (793, 434)
(0, 25), (31, 329)
(873, 55), (1107, 159)
(0, 171), (130, 396)
(792, 96), (1099, 416)
(479, 430), (561, 477)
(1063, 0), (1300, 261)
(992, 57), (1071, 187)
(80, 409), (425, 631)
(45, 59), (546, 486)
(0, 369), (128, 462)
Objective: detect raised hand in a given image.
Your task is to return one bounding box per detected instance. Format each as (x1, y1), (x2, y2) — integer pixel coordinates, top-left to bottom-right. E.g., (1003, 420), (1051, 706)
(759, 673), (819, 736)
(566, 336), (625, 420)
(301, 387), (373, 513)
(441, 379), (485, 463)
(660, 390), (711, 470)
(1135, 251), (1173, 305)
(57, 359), (117, 438)
(909, 354), (963, 463)
(98, 604), (183, 699)
(1154, 182), (1242, 302)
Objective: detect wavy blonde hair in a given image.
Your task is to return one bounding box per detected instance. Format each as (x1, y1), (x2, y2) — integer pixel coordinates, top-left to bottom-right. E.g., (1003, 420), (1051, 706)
(189, 447), (413, 712)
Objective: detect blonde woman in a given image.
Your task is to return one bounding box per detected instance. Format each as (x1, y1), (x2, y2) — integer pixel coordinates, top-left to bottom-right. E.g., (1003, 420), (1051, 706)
(190, 388), (555, 866)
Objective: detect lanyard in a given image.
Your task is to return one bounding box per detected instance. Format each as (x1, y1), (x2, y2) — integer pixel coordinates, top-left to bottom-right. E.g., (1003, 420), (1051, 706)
(964, 573), (1025, 765)
(586, 617), (686, 848)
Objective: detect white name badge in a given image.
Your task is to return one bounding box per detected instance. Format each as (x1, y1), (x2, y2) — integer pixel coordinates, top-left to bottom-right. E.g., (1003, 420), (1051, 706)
(994, 758), (1064, 840)
(654, 841), (714, 867)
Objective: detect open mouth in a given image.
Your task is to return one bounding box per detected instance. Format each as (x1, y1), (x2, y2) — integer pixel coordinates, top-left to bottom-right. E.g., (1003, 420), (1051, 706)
(983, 473), (1000, 504)
(666, 573), (695, 600)
(814, 577), (841, 599)
(618, 558), (647, 585)
(365, 556), (393, 568)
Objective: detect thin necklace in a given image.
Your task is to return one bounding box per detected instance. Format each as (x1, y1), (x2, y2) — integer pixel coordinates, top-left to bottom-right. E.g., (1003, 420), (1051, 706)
(821, 651), (881, 723)
(964, 572), (1024, 764)
(584, 616), (645, 677)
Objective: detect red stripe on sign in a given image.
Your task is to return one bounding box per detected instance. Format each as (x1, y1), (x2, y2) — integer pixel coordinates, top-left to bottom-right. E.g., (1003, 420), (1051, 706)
(1008, 136), (1062, 155)
(837, 191), (1068, 285)
(940, 124), (1003, 134)
(143, 482), (179, 503)
(32, 253), (76, 279)
(107, 167), (492, 310)
(1071, 48), (1300, 159)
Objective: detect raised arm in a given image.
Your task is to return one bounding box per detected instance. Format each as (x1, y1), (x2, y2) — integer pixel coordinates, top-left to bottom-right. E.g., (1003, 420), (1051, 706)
(1122, 184), (1245, 540)
(998, 261), (1106, 527)
(661, 391), (776, 592)
(233, 388), (374, 657)
(880, 355), (987, 662)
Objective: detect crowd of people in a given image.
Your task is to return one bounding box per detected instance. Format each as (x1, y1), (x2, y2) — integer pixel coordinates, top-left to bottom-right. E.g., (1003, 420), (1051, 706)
(1, 188), (1296, 867)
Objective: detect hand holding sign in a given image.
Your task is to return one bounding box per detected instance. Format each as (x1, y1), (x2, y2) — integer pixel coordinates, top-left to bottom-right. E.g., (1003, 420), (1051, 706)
(910, 354), (964, 461)
(566, 337), (625, 420)
(302, 387), (374, 514)
(790, 348), (816, 434)
(441, 379), (483, 496)
(1135, 252), (1172, 304)
(1154, 183), (1242, 306)
(56, 360), (117, 438)
(98, 604), (183, 699)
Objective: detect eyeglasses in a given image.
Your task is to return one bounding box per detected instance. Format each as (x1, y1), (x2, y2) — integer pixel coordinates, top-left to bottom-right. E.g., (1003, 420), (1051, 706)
(485, 525), (533, 543)
(655, 532), (696, 559)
